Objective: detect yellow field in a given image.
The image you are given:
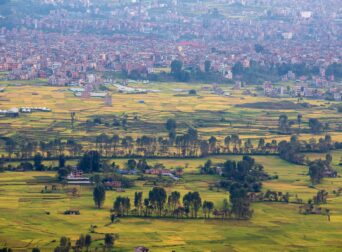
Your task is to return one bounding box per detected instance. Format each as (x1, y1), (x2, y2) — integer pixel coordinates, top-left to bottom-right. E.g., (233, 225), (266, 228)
(0, 153), (342, 251)
(1, 82), (341, 145)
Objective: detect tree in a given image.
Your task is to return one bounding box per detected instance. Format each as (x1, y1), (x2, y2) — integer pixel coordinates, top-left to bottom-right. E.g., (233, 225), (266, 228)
(297, 114), (303, 133)
(137, 159), (149, 172)
(171, 60), (183, 77)
(166, 118), (177, 133)
(229, 183), (253, 219)
(202, 201), (214, 218)
(204, 60), (211, 73)
(58, 154), (66, 168)
(78, 151), (101, 173)
(134, 192), (143, 216)
(84, 234), (92, 252)
(183, 191), (202, 218)
(4, 138), (16, 159)
(112, 134), (120, 155)
(148, 187), (167, 216)
(32, 249), (40, 252)
(127, 159), (137, 170)
(309, 160), (326, 185)
(188, 89), (197, 95)
(224, 136), (231, 153)
(258, 138), (265, 151)
(75, 234), (85, 251)
(57, 167), (69, 180)
(33, 153), (44, 171)
(222, 199), (231, 218)
(104, 234), (117, 251)
(232, 61), (244, 76)
(254, 44), (264, 53)
(208, 136), (217, 153)
(93, 183), (106, 208)
(54, 236), (71, 252)
(278, 114), (290, 134)
(309, 118), (323, 134)
(168, 191), (181, 213)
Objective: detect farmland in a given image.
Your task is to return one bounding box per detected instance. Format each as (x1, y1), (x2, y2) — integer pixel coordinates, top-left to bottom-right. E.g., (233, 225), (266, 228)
(0, 153), (342, 251)
(1, 81), (342, 145)
(1, 81), (342, 251)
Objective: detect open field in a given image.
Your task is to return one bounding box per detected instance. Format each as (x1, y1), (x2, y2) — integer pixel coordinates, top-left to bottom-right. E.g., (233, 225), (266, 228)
(1, 81), (342, 146)
(1, 81), (342, 251)
(0, 154), (342, 251)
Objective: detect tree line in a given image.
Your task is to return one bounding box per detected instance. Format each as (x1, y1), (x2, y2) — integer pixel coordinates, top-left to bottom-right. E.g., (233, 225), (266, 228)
(108, 187), (250, 220)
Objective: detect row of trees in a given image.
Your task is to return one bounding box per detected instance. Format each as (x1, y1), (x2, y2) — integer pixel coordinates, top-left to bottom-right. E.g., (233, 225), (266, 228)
(53, 233), (117, 252)
(2, 133), (338, 163)
(278, 135), (335, 164)
(278, 114), (330, 135)
(110, 187), (251, 219)
(2, 113), (340, 161)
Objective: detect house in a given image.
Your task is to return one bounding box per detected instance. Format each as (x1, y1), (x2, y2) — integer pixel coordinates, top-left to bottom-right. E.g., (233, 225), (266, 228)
(104, 181), (122, 190)
(135, 246), (149, 252)
(66, 169), (91, 185)
(0, 108), (19, 117)
(64, 209), (80, 215)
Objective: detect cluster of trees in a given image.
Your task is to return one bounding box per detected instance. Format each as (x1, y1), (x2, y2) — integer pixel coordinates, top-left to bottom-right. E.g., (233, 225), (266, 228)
(325, 63), (342, 80)
(278, 135), (335, 164)
(93, 130), (281, 158)
(111, 187), (241, 219)
(248, 190), (290, 203)
(278, 114), (329, 135)
(52, 233), (117, 252)
(308, 154), (337, 185)
(216, 156), (273, 219)
(2, 116), (341, 163)
(299, 191), (331, 220)
(232, 61), (340, 83)
(0, 137), (82, 160)
(125, 59), (341, 84)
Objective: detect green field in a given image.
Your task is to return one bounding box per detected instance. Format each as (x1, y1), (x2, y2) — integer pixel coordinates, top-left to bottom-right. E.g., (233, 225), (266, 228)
(1, 153), (342, 251)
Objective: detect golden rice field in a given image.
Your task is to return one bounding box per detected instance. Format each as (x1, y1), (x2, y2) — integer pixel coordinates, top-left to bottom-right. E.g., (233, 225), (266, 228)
(0, 81), (342, 145)
(0, 153), (342, 251)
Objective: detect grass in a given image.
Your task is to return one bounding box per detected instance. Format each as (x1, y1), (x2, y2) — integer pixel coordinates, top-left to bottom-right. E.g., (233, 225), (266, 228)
(0, 154), (342, 251)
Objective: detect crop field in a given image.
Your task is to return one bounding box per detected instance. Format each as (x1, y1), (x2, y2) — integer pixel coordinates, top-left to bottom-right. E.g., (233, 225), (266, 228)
(1, 80), (342, 251)
(1, 81), (342, 146)
(0, 153), (342, 251)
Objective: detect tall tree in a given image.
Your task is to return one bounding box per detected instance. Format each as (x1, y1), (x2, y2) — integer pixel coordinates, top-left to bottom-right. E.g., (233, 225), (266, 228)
(229, 183), (253, 219)
(134, 192), (143, 216)
(78, 151), (101, 173)
(297, 114), (303, 133)
(84, 234), (92, 252)
(93, 183), (106, 209)
(104, 234), (117, 251)
(148, 187), (167, 216)
(33, 153), (44, 171)
(278, 114), (290, 134)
